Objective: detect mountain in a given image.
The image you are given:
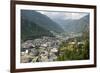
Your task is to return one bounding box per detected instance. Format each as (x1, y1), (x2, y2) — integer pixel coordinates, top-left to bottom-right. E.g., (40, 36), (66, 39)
(54, 15), (89, 33)
(21, 10), (89, 41)
(21, 18), (54, 42)
(21, 10), (66, 42)
(21, 10), (64, 33)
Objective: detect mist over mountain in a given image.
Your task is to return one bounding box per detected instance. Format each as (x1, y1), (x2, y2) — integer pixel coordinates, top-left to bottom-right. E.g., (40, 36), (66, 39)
(21, 10), (89, 42)
(54, 14), (89, 33)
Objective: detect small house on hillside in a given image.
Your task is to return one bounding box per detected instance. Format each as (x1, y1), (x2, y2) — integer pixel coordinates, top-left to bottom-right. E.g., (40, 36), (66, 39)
(21, 40), (35, 54)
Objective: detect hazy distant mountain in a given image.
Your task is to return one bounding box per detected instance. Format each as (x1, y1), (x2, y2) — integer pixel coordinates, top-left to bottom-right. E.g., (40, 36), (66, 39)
(55, 15), (89, 33)
(21, 10), (89, 41)
(21, 10), (64, 33)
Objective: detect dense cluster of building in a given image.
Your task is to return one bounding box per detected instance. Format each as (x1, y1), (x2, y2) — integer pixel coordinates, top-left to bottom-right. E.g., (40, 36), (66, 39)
(21, 36), (62, 63)
(20, 32), (84, 63)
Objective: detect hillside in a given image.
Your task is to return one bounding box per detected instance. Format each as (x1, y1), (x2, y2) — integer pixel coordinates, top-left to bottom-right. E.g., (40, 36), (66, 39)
(21, 18), (54, 42)
(21, 10), (64, 33)
(55, 14), (89, 33)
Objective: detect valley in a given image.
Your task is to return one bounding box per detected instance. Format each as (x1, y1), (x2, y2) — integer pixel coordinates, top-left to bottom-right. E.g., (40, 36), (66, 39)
(20, 10), (89, 63)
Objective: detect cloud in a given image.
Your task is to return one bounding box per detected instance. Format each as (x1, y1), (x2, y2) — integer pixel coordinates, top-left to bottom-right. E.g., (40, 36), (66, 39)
(37, 11), (88, 20)
(37, 11), (61, 18)
(64, 13), (88, 20)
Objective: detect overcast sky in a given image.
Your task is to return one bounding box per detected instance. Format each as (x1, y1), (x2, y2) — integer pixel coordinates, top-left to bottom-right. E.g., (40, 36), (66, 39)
(37, 11), (88, 20)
